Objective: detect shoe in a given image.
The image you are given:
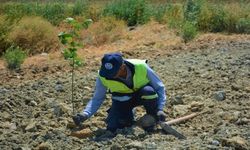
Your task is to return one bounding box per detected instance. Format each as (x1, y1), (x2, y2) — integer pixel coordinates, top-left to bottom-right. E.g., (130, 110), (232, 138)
(144, 125), (157, 132)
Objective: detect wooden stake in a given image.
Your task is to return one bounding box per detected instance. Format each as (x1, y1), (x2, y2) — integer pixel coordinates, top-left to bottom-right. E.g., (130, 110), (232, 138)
(166, 113), (198, 125)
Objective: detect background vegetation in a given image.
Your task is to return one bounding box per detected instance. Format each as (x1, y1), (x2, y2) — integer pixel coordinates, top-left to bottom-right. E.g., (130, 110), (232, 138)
(3, 45), (26, 70)
(7, 16), (59, 55)
(0, 0), (249, 68)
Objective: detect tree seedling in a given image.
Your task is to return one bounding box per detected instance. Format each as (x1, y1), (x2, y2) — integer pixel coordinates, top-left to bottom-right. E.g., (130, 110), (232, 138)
(58, 17), (92, 114)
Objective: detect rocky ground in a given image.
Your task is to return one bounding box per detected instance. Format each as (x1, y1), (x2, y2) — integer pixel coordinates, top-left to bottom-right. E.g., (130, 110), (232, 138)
(0, 32), (250, 150)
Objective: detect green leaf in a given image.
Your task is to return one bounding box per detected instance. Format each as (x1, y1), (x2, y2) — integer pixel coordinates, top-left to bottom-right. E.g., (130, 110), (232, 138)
(82, 19), (93, 29)
(76, 42), (83, 47)
(58, 32), (72, 39)
(58, 32), (73, 45)
(62, 49), (72, 59)
(74, 57), (83, 67)
(65, 17), (75, 24)
(73, 22), (82, 31)
(61, 38), (67, 45)
(58, 31), (65, 37)
(59, 17), (90, 68)
(65, 36), (73, 43)
(69, 47), (77, 53)
(70, 41), (77, 47)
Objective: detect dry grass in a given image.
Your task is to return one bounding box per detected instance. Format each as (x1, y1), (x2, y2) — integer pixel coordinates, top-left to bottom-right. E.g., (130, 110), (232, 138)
(7, 16), (60, 55)
(86, 4), (103, 22)
(82, 16), (126, 46)
(224, 3), (249, 32)
(0, 15), (13, 55)
(78, 20), (181, 59)
(1, 19), (250, 70)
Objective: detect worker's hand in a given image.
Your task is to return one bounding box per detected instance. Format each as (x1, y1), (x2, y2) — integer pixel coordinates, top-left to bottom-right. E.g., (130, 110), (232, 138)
(72, 113), (88, 126)
(157, 110), (166, 122)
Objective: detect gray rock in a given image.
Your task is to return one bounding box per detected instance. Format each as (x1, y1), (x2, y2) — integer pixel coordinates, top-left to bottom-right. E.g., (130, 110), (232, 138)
(9, 123), (17, 130)
(36, 142), (53, 150)
(0, 100), (3, 110)
(42, 66), (49, 72)
(1, 111), (12, 121)
(25, 120), (37, 132)
(211, 140), (220, 146)
(171, 95), (184, 105)
(126, 141), (144, 149)
(145, 142), (157, 149)
(53, 102), (71, 117)
(31, 83), (39, 90)
(173, 105), (189, 117)
(110, 143), (122, 150)
(231, 111), (241, 122)
(0, 88), (9, 94)
(206, 145), (219, 150)
(220, 47), (229, 52)
(190, 101), (204, 112)
(30, 100), (38, 106)
(95, 130), (115, 141)
(231, 84), (241, 91)
(1, 122), (16, 130)
(56, 80), (63, 84)
(236, 117), (250, 125)
(55, 84), (64, 92)
(42, 98), (56, 108)
(221, 136), (248, 150)
(19, 145), (31, 150)
(213, 91), (226, 101)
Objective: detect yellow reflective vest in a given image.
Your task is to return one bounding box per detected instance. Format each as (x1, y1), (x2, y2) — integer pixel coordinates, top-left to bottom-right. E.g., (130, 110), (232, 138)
(99, 59), (150, 93)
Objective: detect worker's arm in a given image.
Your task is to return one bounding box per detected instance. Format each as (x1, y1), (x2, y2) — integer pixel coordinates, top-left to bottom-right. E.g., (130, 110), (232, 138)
(146, 65), (167, 110)
(82, 77), (107, 117)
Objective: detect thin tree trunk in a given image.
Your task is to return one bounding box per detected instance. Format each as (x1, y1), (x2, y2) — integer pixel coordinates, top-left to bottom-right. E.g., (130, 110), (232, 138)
(72, 57), (75, 114)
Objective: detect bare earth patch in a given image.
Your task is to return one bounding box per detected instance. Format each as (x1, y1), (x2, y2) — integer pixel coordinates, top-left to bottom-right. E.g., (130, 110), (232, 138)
(0, 22), (250, 149)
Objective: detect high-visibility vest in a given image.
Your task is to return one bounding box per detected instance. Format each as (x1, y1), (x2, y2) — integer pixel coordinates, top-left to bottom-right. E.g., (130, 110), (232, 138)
(99, 59), (150, 93)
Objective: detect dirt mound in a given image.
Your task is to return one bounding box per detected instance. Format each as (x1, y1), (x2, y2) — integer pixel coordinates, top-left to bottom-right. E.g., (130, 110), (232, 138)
(0, 33), (250, 149)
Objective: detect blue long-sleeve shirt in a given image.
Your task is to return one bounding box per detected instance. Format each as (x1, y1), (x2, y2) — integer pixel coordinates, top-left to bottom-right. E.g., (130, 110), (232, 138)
(82, 64), (167, 117)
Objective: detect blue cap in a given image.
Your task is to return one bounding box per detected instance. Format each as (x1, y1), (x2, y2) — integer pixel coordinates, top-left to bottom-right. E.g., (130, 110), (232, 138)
(99, 52), (123, 78)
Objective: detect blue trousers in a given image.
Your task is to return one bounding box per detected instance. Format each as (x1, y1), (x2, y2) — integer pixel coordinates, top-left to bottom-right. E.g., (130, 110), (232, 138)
(106, 85), (158, 132)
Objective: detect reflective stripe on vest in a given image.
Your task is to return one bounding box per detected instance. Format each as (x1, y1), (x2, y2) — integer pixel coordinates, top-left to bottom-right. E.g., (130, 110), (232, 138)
(99, 59), (150, 93)
(141, 94), (158, 100)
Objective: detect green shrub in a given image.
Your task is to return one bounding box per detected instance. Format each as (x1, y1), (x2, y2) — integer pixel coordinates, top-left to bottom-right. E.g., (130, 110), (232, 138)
(40, 2), (69, 25)
(72, 0), (89, 16)
(209, 6), (227, 32)
(1, 2), (69, 25)
(85, 5), (103, 22)
(151, 4), (169, 23)
(164, 4), (184, 29)
(223, 3), (250, 33)
(197, 2), (212, 32)
(103, 0), (151, 26)
(1, 2), (34, 20)
(197, 4), (227, 32)
(149, 3), (183, 27)
(8, 16), (59, 55)
(236, 18), (250, 34)
(181, 21), (197, 43)
(4, 45), (26, 70)
(184, 0), (203, 25)
(0, 15), (14, 55)
(224, 4), (242, 33)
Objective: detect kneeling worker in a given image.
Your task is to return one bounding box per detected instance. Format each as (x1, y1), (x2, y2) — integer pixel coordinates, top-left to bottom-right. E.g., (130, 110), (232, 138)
(73, 52), (167, 132)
